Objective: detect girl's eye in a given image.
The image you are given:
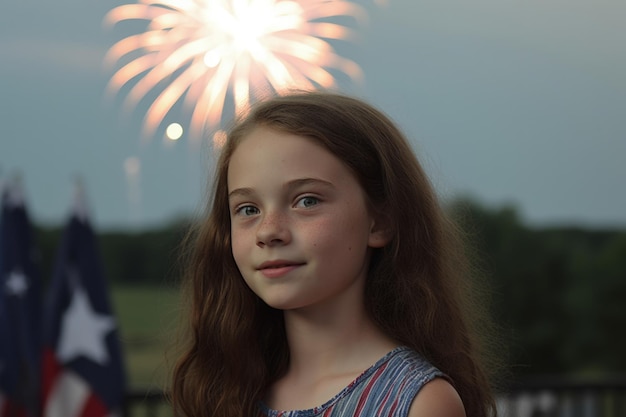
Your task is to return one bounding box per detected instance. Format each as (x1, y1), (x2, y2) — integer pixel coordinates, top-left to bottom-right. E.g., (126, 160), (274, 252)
(295, 196), (319, 208)
(236, 205), (259, 216)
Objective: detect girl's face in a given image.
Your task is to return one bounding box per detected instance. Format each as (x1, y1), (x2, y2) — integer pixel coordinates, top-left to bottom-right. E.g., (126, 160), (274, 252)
(227, 126), (388, 313)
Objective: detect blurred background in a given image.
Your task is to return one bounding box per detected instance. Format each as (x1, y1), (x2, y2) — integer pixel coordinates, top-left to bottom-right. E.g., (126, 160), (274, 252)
(1, 0), (625, 416)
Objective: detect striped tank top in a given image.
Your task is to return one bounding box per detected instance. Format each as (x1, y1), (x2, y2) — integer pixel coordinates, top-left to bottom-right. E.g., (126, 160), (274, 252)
(258, 346), (446, 417)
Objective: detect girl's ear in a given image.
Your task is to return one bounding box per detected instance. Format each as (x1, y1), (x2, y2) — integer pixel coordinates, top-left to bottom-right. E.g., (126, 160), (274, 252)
(368, 213), (393, 248)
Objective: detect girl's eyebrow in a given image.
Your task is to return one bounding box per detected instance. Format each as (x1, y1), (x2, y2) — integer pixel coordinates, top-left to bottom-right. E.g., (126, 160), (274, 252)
(228, 178), (335, 200)
(285, 177), (335, 191)
(228, 187), (255, 200)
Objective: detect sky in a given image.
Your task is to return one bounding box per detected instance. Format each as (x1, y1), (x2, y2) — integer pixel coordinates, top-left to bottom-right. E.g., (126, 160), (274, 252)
(1, 0), (625, 231)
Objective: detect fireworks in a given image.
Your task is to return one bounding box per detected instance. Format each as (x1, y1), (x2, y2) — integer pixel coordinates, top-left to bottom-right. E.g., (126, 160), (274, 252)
(103, 0), (369, 144)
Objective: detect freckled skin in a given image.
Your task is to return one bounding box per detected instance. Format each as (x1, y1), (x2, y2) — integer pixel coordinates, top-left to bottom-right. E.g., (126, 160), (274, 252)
(228, 127), (386, 312)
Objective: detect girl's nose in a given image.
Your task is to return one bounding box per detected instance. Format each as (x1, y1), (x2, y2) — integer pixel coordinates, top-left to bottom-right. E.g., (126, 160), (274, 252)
(256, 212), (291, 247)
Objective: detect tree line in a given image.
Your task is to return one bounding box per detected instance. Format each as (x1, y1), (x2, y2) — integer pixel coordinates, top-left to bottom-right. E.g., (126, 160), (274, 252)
(34, 199), (626, 378)
(449, 198), (626, 378)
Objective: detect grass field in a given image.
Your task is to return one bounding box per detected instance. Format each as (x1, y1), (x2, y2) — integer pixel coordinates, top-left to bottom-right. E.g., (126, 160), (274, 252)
(110, 284), (181, 391)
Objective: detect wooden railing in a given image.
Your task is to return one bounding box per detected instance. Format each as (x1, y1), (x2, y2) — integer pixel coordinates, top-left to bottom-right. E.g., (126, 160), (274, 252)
(124, 375), (626, 417)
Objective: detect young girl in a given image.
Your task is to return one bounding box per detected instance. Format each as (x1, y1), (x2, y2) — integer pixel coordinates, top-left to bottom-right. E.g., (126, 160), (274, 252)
(170, 91), (497, 416)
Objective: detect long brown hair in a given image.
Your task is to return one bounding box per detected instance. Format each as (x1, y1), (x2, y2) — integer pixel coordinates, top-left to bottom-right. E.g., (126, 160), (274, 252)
(170, 91), (498, 416)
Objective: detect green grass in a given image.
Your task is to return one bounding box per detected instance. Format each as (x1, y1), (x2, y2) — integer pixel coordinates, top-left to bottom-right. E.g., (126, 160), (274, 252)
(110, 284), (181, 390)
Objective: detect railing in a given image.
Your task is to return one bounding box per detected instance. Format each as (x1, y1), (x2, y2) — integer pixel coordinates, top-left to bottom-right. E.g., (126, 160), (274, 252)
(498, 375), (626, 417)
(124, 376), (626, 417)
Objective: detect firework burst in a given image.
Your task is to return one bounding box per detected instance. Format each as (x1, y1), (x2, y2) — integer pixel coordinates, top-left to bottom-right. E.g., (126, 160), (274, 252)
(104, 0), (369, 144)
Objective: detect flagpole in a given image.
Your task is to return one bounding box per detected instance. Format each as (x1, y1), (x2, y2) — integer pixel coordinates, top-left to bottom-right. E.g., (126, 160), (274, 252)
(71, 174), (89, 223)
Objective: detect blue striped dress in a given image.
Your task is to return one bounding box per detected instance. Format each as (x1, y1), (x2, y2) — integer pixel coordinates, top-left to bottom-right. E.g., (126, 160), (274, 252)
(258, 346), (446, 417)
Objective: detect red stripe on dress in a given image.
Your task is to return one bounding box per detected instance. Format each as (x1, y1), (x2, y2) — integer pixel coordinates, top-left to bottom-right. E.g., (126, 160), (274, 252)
(386, 371), (412, 416)
(323, 402), (336, 417)
(353, 361), (389, 416)
(388, 396), (399, 416)
(376, 382), (394, 415)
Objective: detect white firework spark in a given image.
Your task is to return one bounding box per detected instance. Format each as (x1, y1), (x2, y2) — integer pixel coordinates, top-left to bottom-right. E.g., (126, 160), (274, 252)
(103, 0), (369, 144)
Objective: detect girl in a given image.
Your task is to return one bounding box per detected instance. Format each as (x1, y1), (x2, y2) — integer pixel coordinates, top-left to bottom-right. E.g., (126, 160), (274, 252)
(170, 91), (497, 416)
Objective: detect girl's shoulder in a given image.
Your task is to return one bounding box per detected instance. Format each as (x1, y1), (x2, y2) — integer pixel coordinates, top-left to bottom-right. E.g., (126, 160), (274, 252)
(407, 378), (465, 417)
(259, 346), (448, 417)
(350, 346), (454, 417)
(376, 348), (464, 417)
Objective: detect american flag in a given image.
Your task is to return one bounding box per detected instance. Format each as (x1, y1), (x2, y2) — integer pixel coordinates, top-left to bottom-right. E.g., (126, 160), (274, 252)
(0, 179), (42, 417)
(42, 186), (126, 417)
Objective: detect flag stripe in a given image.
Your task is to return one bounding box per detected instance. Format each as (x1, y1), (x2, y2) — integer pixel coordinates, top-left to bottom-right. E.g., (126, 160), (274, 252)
(44, 370), (90, 417)
(42, 348), (62, 404)
(80, 393), (108, 417)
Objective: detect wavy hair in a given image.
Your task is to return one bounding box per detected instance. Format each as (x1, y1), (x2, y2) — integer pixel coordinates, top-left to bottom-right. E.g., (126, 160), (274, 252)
(170, 91), (498, 416)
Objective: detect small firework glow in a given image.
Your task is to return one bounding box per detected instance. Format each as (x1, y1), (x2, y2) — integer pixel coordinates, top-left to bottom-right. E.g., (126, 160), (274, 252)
(104, 0), (368, 143)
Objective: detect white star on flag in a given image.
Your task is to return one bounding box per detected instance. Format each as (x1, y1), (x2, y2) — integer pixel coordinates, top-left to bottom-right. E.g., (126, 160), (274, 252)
(5, 270), (28, 296)
(56, 285), (116, 366)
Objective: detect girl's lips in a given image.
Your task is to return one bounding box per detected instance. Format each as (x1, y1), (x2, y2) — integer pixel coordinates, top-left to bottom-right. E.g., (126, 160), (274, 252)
(257, 261), (304, 278)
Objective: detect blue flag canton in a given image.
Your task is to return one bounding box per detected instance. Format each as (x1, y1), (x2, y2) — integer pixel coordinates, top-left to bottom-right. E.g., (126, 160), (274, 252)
(0, 186), (42, 412)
